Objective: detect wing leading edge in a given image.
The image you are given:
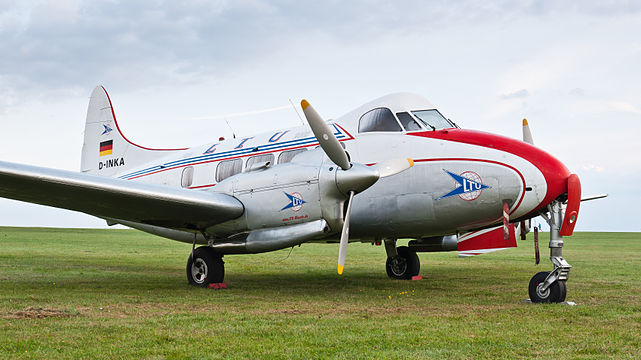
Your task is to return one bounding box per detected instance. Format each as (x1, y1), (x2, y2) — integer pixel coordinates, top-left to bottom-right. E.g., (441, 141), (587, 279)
(0, 160), (243, 230)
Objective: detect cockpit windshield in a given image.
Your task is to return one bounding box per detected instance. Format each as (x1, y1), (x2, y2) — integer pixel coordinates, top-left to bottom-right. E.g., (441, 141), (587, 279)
(411, 110), (454, 130)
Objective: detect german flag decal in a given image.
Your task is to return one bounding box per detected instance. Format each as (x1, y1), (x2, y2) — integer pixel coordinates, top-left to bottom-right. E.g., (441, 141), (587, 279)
(99, 140), (113, 156)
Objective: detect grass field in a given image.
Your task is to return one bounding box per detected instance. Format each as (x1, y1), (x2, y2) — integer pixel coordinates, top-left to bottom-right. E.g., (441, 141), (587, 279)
(1, 227), (640, 359)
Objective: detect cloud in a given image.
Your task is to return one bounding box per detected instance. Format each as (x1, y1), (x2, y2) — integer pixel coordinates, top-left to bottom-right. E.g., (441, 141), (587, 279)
(581, 164), (605, 173)
(2, 0), (640, 100)
(500, 89), (529, 100)
(569, 88), (585, 97)
(607, 100), (641, 114)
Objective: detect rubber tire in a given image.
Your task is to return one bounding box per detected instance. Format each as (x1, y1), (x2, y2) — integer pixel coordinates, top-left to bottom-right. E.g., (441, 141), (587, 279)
(186, 246), (224, 287)
(386, 246), (420, 280)
(528, 271), (567, 303)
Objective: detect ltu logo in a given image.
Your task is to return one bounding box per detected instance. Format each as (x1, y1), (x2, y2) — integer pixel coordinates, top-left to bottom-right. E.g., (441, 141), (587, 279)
(438, 170), (490, 201)
(281, 192), (305, 211)
(102, 124), (113, 135)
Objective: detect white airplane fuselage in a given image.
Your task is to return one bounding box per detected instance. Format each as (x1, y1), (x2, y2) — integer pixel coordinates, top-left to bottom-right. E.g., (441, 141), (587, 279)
(103, 93), (569, 244)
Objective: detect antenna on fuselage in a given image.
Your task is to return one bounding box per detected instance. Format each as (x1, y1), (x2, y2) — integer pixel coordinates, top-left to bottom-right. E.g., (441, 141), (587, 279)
(289, 98), (305, 126)
(224, 118), (237, 139)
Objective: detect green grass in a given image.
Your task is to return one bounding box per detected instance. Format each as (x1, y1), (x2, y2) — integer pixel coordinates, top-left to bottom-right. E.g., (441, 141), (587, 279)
(1, 228), (640, 359)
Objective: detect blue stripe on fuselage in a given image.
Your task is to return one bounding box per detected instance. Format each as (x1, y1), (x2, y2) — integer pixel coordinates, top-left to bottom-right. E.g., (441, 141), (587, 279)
(118, 126), (347, 180)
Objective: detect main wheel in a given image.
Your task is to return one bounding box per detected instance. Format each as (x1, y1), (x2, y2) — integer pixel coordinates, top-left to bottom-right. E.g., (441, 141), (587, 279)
(386, 246), (420, 280)
(528, 271), (567, 303)
(187, 246), (224, 287)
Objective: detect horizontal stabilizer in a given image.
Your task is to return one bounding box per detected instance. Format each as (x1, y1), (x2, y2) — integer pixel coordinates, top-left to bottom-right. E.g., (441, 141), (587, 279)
(458, 224), (517, 257)
(0, 160), (244, 231)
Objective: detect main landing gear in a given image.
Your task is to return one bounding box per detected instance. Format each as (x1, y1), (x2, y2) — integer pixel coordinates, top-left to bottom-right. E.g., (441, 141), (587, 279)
(528, 200), (572, 303)
(187, 246), (225, 287)
(384, 239), (420, 279)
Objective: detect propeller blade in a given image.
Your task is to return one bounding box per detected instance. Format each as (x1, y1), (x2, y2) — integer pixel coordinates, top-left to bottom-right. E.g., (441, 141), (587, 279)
(337, 190), (355, 275)
(503, 201), (510, 240)
(372, 158), (414, 178)
(301, 99), (351, 170)
(522, 118), (534, 145)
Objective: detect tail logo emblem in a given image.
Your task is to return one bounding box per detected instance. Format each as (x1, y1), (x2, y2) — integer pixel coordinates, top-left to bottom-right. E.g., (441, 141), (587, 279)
(438, 170), (490, 201)
(102, 124), (113, 135)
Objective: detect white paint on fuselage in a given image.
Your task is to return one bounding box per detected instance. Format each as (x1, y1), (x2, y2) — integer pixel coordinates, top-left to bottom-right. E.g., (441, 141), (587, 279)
(114, 92), (548, 236)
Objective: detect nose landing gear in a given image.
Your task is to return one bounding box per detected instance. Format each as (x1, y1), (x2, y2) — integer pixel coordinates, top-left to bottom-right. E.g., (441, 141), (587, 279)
(529, 200), (572, 303)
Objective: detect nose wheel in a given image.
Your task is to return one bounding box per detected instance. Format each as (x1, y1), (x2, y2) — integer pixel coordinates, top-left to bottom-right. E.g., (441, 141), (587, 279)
(187, 246), (224, 287)
(529, 271), (567, 303)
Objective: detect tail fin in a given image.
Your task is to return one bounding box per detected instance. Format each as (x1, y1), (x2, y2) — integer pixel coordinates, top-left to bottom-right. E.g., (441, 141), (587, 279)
(80, 86), (187, 177)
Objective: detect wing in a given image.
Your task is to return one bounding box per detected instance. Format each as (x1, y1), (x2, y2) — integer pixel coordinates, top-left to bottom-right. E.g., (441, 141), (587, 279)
(0, 160), (243, 230)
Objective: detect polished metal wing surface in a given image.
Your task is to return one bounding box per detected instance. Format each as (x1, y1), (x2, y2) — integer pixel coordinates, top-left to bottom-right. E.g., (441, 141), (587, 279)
(0, 160), (244, 230)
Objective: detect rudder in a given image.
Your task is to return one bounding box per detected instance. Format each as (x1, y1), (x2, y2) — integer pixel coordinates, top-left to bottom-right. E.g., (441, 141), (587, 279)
(80, 86), (187, 177)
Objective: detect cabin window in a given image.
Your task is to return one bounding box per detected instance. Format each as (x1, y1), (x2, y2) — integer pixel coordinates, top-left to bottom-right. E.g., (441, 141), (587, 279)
(216, 159), (242, 182)
(246, 153), (274, 168)
(181, 166), (194, 188)
(396, 112), (422, 131)
(411, 109), (454, 130)
(278, 148), (307, 164)
(358, 108), (402, 133)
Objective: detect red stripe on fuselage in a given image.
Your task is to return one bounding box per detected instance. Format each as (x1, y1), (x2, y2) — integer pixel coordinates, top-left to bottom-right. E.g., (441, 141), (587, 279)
(124, 125), (355, 181)
(101, 86), (189, 152)
(408, 129), (570, 215)
(125, 143), (318, 181)
(188, 184), (216, 189)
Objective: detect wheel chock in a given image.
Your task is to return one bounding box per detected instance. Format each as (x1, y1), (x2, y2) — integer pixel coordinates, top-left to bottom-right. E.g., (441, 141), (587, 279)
(207, 283), (228, 289)
(411, 275), (423, 280)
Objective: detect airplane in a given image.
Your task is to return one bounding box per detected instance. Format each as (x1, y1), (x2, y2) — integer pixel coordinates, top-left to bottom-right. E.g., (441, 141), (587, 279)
(0, 86), (605, 303)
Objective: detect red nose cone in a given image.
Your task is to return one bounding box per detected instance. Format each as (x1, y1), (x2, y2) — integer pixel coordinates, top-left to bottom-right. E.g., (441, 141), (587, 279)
(409, 129), (571, 212)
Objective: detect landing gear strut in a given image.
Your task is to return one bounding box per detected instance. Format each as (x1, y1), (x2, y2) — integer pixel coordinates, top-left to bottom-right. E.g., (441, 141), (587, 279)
(187, 246), (225, 287)
(529, 200), (571, 303)
(384, 239), (420, 279)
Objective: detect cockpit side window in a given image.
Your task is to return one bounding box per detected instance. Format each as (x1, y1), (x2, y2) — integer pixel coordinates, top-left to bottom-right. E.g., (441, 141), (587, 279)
(396, 112), (423, 131)
(411, 109), (454, 130)
(358, 108), (402, 133)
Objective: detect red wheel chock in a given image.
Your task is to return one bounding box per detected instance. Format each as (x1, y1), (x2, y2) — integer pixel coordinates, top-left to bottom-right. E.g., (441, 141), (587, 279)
(207, 283), (228, 289)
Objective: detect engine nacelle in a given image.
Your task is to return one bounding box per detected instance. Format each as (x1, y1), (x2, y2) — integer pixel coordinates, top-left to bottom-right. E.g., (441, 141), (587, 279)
(211, 149), (354, 238)
(408, 236), (458, 252)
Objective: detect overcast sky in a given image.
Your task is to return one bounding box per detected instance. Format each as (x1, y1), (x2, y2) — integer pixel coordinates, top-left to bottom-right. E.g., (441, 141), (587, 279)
(0, 0), (639, 231)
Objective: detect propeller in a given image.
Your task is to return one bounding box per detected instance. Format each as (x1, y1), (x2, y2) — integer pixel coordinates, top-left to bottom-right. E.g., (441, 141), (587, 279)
(337, 190), (354, 275)
(300, 99), (414, 274)
(372, 158), (414, 178)
(522, 118), (534, 145)
(301, 100), (351, 170)
(502, 201), (510, 240)
(520, 118), (533, 235)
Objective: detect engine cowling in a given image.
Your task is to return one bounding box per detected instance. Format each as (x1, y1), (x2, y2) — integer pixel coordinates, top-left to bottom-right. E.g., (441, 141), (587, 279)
(211, 149), (360, 241)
